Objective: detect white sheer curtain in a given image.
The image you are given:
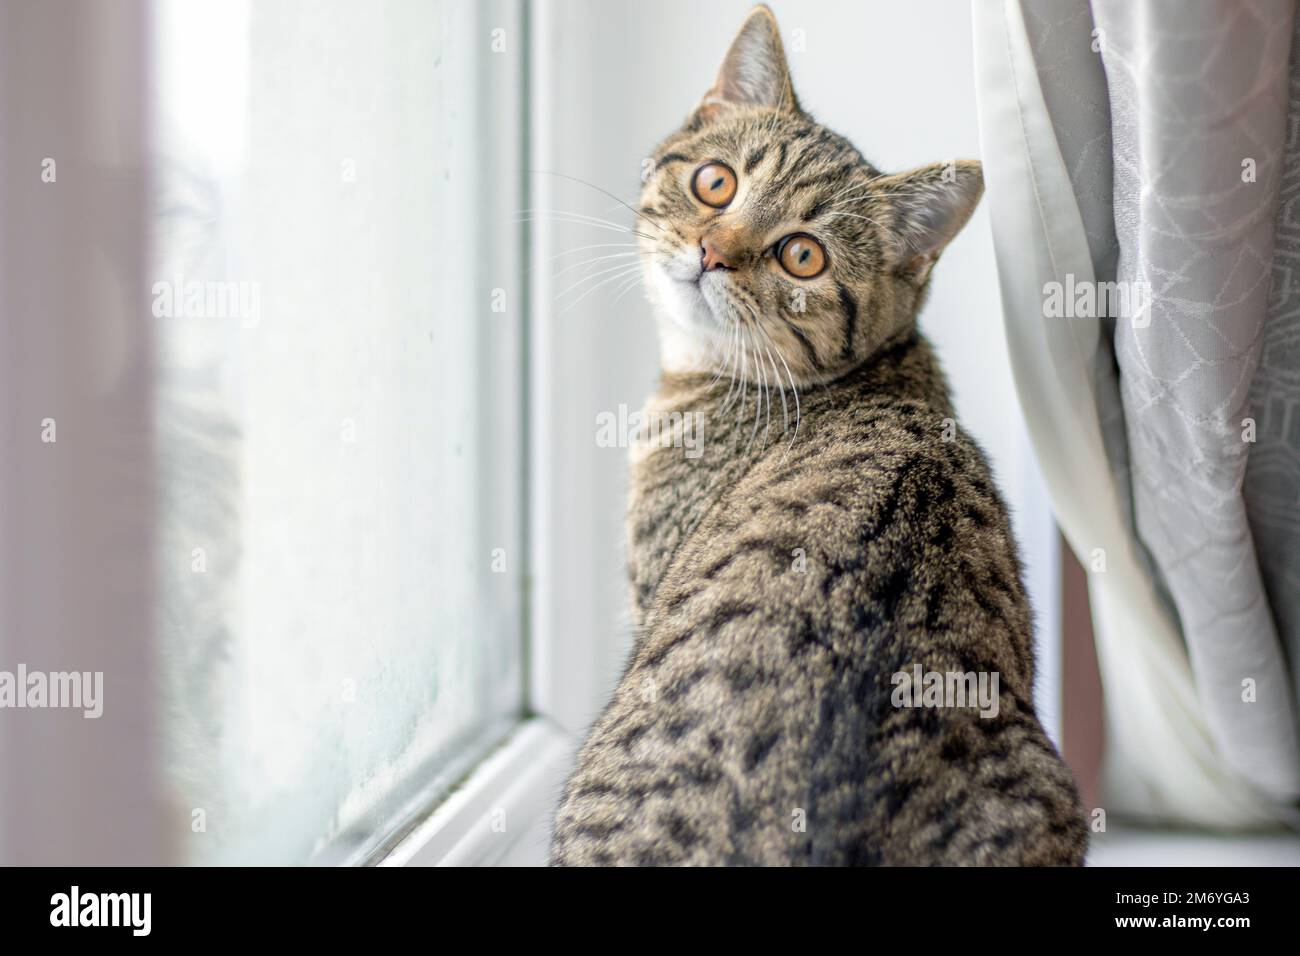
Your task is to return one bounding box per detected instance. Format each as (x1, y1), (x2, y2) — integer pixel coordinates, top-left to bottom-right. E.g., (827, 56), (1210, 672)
(0, 0), (159, 865)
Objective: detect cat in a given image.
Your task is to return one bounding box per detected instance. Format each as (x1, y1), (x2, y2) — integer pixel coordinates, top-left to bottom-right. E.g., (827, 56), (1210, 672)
(550, 5), (1087, 866)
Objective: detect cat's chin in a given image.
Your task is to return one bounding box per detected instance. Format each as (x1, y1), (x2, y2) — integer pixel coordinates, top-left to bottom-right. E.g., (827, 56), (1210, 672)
(654, 312), (722, 376)
(647, 263), (729, 375)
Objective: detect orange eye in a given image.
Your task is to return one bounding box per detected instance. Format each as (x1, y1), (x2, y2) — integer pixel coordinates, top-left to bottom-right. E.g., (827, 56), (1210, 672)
(692, 161), (737, 208)
(777, 233), (827, 278)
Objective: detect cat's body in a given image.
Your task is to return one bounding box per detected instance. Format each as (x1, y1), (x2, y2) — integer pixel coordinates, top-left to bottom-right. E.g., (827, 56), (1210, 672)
(551, 5), (1086, 865)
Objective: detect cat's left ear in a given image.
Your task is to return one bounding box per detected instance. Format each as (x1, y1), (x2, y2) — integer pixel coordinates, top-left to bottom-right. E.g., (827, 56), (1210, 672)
(876, 160), (984, 284)
(696, 5), (800, 122)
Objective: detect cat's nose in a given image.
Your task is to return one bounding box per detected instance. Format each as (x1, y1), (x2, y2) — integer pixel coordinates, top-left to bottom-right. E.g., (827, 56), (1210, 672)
(700, 239), (735, 272)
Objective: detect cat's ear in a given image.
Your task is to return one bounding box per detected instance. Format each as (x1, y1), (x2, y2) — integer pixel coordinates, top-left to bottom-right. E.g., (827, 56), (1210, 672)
(876, 160), (983, 284)
(696, 5), (800, 122)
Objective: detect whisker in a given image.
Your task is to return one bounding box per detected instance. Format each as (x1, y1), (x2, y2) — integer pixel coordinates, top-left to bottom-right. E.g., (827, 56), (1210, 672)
(558, 266), (645, 315)
(758, 331), (789, 434)
(740, 303), (778, 451)
(745, 323), (764, 450)
(705, 304), (733, 386)
(825, 181), (873, 205)
(528, 170), (663, 231)
(768, 347), (789, 433)
(548, 241), (641, 262)
(555, 259), (646, 299)
(823, 172), (900, 206)
(735, 322), (749, 425)
(822, 211), (885, 228)
(516, 209), (659, 242)
(765, 61), (793, 140)
(608, 271), (646, 305)
(518, 208), (643, 230)
(764, 324), (802, 460)
(551, 251), (643, 281)
(706, 320), (734, 389)
(719, 318), (742, 413)
(755, 325), (772, 449)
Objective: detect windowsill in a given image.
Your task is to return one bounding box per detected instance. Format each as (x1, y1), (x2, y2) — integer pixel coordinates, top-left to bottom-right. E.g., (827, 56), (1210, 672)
(1087, 824), (1300, 866)
(377, 717), (574, 867)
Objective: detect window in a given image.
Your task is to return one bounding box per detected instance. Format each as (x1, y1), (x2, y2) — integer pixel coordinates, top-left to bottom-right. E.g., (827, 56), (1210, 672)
(152, 0), (525, 865)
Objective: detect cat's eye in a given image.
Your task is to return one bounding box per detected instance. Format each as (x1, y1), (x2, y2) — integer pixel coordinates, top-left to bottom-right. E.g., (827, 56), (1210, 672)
(776, 233), (828, 278)
(692, 161), (737, 208)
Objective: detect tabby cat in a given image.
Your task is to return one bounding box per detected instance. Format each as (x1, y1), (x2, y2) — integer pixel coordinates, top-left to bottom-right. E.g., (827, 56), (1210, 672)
(550, 5), (1087, 866)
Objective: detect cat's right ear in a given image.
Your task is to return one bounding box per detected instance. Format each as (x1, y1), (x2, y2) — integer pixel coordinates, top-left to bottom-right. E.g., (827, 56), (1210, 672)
(694, 5), (800, 123)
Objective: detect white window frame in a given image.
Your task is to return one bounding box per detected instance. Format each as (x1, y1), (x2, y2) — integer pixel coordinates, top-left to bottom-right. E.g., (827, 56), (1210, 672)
(378, 0), (603, 868)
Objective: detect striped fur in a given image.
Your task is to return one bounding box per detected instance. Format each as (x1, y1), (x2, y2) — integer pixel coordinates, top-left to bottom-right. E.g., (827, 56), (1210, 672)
(550, 5), (1086, 866)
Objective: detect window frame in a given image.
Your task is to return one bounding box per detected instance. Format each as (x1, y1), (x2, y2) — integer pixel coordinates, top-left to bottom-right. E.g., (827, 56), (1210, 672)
(376, 0), (588, 867)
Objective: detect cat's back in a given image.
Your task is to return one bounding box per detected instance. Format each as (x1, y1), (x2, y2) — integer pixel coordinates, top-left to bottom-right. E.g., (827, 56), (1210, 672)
(630, 334), (1029, 664)
(551, 337), (1086, 866)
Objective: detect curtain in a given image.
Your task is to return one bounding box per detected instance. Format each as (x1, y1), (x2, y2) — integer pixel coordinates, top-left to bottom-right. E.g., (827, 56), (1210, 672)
(0, 0), (161, 864)
(974, 0), (1300, 826)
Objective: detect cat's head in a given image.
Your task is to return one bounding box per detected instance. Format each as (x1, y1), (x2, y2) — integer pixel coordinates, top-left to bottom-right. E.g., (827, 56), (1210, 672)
(639, 5), (982, 385)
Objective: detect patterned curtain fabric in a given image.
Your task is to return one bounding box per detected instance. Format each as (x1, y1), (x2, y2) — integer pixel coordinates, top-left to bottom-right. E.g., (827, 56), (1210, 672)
(1253, 6), (1300, 766)
(974, 0), (1300, 825)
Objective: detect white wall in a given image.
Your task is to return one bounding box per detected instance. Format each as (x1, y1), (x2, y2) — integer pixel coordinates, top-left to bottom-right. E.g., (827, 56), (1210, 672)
(530, 0), (1060, 741)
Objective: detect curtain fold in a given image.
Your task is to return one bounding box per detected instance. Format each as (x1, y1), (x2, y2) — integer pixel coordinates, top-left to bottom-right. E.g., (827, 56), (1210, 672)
(1095, 0), (1300, 799)
(973, 0), (1300, 825)
(1252, 7), (1300, 748)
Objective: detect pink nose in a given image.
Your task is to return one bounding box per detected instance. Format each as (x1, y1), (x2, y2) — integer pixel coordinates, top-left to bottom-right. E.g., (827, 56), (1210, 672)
(700, 239), (735, 272)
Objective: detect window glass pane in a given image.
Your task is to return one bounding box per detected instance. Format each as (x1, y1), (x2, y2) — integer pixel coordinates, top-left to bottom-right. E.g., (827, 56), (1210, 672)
(151, 0), (523, 865)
